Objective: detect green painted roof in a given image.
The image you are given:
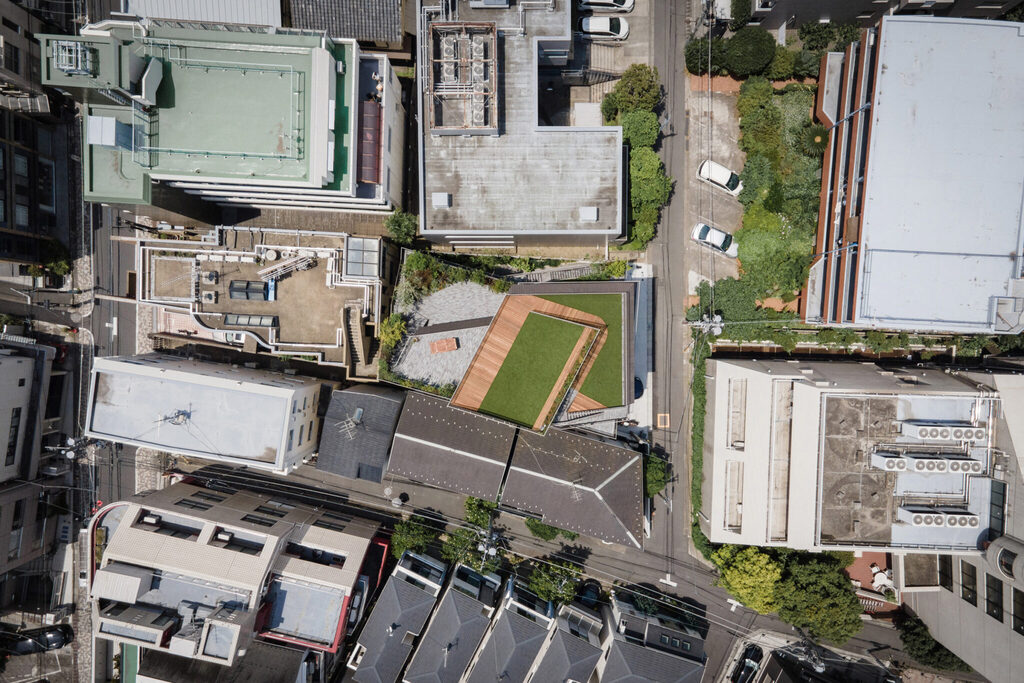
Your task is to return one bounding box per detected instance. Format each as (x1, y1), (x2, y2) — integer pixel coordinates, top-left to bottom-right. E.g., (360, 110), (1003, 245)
(40, 25), (354, 203)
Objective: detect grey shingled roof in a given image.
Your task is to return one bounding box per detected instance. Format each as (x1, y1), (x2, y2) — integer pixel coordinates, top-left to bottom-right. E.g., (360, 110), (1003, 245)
(502, 429), (644, 547)
(404, 589), (494, 683)
(288, 0), (404, 43)
(466, 609), (548, 683)
(602, 640), (706, 683)
(530, 628), (602, 683)
(317, 386), (405, 483)
(386, 392), (515, 499)
(354, 575), (439, 683)
(136, 640), (305, 682)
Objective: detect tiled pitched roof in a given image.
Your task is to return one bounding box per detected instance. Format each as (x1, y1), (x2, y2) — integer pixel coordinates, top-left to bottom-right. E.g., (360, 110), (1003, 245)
(288, 0), (404, 43)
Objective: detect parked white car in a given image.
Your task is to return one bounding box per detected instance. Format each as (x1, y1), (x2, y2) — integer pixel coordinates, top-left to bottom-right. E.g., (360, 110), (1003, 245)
(697, 159), (743, 196)
(578, 16), (630, 40)
(578, 0), (635, 12)
(691, 223), (739, 258)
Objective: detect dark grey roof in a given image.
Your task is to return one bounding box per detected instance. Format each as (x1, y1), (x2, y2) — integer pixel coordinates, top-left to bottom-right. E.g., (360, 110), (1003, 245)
(404, 589), (494, 683)
(387, 392), (515, 499)
(530, 628), (602, 683)
(137, 640), (306, 682)
(466, 609), (548, 683)
(288, 0), (403, 43)
(602, 640), (706, 683)
(502, 429), (644, 547)
(317, 386), (405, 483)
(354, 574), (439, 683)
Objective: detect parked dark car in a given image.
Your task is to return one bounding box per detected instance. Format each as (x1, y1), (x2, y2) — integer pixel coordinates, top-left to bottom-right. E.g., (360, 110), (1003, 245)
(730, 644), (764, 683)
(0, 624), (74, 656)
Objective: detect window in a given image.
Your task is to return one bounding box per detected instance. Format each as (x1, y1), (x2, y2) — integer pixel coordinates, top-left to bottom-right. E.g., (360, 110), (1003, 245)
(990, 481), (1007, 541)
(192, 490), (226, 503)
(6, 407), (21, 465)
(3, 44), (19, 76)
(292, 400), (297, 414)
(253, 505), (289, 519)
(1, 17), (20, 33)
(13, 154), (28, 178)
(174, 498), (212, 511)
(12, 500), (24, 530)
(961, 561), (977, 606)
(938, 555), (953, 591)
(14, 203), (28, 228)
(671, 637), (681, 648)
(240, 514), (275, 528)
(986, 574), (1004, 621)
(287, 430), (294, 452)
(302, 397), (307, 411)
(999, 549), (1017, 579)
(308, 420), (314, 441)
(298, 425), (304, 445)
(313, 510), (352, 532)
(659, 634), (669, 645)
(1013, 588), (1024, 636)
(18, 378), (25, 386)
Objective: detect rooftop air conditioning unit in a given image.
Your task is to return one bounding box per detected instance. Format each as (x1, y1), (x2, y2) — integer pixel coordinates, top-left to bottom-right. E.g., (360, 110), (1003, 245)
(215, 531), (234, 543)
(142, 514), (161, 525)
(968, 460), (985, 474)
(910, 514), (945, 527)
(944, 513), (980, 528)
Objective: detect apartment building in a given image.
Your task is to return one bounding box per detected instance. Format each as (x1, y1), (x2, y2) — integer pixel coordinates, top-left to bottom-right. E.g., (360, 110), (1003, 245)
(88, 482), (382, 671)
(416, 0), (625, 249)
(700, 359), (1017, 552)
(84, 354), (329, 473)
(802, 16), (1024, 334)
(39, 17), (405, 225)
(745, 0), (1023, 29)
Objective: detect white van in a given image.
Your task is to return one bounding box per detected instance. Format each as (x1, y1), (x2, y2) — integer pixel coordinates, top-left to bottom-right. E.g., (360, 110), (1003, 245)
(697, 159), (743, 196)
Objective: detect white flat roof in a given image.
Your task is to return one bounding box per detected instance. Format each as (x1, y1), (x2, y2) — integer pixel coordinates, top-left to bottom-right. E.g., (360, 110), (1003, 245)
(88, 363), (287, 464)
(856, 16), (1024, 333)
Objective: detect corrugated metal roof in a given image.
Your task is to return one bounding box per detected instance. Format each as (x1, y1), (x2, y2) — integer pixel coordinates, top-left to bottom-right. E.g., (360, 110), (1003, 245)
(288, 0), (404, 43)
(121, 0), (282, 26)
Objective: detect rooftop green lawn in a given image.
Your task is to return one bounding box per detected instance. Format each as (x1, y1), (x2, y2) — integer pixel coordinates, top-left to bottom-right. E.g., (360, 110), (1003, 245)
(540, 294), (624, 407)
(478, 313), (586, 428)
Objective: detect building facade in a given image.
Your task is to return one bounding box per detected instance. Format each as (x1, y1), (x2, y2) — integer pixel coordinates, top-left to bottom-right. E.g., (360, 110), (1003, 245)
(85, 354), (328, 473)
(746, 0), (1024, 30)
(39, 17), (404, 225)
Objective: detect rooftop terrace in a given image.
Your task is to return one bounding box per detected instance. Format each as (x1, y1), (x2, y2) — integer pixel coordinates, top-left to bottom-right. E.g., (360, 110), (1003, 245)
(419, 1), (623, 238)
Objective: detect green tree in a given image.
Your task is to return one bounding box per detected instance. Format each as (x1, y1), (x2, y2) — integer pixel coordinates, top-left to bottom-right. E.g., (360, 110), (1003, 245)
(711, 545), (783, 614)
(896, 615), (972, 672)
(799, 124), (829, 156)
(390, 519), (438, 559)
(723, 27), (776, 78)
(767, 46), (795, 80)
(685, 36), (726, 76)
(464, 497), (497, 528)
(832, 23), (860, 50)
(612, 64), (661, 113)
(527, 560), (581, 605)
(384, 208), (418, 246)
(378, 313), (406, 356)
(738, 100), (784, 163)
(798, 22), (834, 51)
(524, 518), (560, 541)
(729, 0), (752, 30)
(793, 50), (821, 79)
(621, 110), (660, 148)
(736, 76), (774, 118)
(629, 147), (673, 212)
(645, 454), (671, 497)
(775, 559), (864, 644)
(441, 527), (500, 574)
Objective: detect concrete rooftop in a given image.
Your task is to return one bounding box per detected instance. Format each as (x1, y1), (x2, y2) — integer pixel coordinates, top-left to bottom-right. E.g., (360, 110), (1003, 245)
(419, 1), (622, 237)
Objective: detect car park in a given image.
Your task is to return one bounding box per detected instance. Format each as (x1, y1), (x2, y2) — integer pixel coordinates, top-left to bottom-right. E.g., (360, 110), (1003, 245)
(697, 159), (743, 196)
(578, 16), (630, 40)
(691, 223), (738, 258)
(578, 0), (634, 12)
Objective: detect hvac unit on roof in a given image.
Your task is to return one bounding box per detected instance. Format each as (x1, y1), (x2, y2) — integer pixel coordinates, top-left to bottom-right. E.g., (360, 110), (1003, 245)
(943, 513), (980, 528)
(911, 514), (945, 527)
(215, 530), (234, 543)
(142, 514), (161, 525)
(969, 460), (985, 474)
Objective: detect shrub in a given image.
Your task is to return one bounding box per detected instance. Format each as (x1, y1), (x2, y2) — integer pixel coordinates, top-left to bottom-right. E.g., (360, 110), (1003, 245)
(629, 147), (673, 211)
(738, 100), (783, 163)
(793, 50), (821, 79)
(600, 90), (619, 123)
(736, 76), (774, 118)
(723, 27), (776, 78)
(730, 0), (752, 30)
(38, 239), (72, 276)
(800, 123), (829, 156)
(613, 64), (661, 113)
(525, 518), (560, 541)
(685, 37), (726, 76)
(896, 615), (972, 672)
(767, 46), (795, 80)
(390, 519), (438, 559)
(378, 313), (406, 356)
(737, 154), (773, 206)
(621, 110), (659, 148)
(384, 208), (418, 246)
(798, 22), (834, 52)
(645, 454), (671, 497)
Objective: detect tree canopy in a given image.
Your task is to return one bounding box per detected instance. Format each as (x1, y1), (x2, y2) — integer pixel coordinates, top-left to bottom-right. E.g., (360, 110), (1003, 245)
(723, 27), (776, 78)
(390, 519), (438, 559)
(612, 64), (661, 113)
(775, 557), (864, 644)
(896, 614), (972, 672)
(527, 560), (581, 605)
(384, 208), (417, 246)
(629, 147), (673, 212)
(711, 545), (783, 614)
(621, 110), (660, 148)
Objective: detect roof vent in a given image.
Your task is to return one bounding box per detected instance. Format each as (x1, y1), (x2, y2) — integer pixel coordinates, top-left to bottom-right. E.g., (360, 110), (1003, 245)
(432, 192), (452, 209)
(579, 206), (598, 222)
